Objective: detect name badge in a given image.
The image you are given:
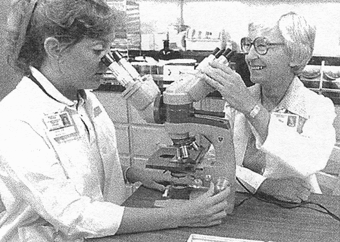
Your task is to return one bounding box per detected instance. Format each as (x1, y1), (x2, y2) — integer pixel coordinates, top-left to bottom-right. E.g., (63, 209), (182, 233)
(272, 112), (299, 131)
(43, 111), (78, 141)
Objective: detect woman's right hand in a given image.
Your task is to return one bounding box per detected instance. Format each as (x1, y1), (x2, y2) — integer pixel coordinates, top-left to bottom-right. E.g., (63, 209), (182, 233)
(174, 182), (230, 227)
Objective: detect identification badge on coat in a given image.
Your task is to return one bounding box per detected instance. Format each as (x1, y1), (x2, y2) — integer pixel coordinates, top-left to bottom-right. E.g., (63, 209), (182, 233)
(272, 112), (300, 132)
(43, 111), (78, 142)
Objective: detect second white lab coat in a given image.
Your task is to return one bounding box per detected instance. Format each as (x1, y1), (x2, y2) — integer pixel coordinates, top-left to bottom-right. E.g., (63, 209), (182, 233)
(231, 77), (336, 193)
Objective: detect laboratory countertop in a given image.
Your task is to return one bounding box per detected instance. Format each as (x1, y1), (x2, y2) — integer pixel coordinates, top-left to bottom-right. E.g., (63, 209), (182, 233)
(87, 186), (340, 242)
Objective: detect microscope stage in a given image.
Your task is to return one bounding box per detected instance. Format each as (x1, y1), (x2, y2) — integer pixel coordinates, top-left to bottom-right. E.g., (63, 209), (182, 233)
(146, 146), (207, 174)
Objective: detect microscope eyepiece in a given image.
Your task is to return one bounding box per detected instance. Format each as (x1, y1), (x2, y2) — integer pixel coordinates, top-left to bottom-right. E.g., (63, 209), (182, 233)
(225, 50), (236, 61)
(215, 49), (225, 59)
(111, 50), (123, 62)
(222, 48), (232, 57)
(212, 47), (221, 56)
(101, 53), (115, 67)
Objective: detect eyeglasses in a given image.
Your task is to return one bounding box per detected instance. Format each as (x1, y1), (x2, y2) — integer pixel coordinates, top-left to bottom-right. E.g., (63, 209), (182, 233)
(241, 37), (285, 55)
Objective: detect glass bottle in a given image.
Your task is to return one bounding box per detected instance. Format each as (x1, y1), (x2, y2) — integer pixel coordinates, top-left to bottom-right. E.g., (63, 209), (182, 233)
(157, 40), (176, 61)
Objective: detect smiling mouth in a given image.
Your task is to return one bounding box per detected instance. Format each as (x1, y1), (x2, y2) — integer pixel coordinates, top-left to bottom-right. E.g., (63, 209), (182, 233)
(248, 64), (265, 71)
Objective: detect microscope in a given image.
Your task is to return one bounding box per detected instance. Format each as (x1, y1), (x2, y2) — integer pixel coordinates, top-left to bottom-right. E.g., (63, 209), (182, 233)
(101, 48), (237, 213)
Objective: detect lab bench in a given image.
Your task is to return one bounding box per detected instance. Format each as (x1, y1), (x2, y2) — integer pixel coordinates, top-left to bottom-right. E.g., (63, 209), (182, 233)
(87, 186), (340, 242)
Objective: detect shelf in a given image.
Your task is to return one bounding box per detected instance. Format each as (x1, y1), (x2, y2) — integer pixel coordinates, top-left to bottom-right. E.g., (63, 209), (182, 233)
(309, 87), (340, 93)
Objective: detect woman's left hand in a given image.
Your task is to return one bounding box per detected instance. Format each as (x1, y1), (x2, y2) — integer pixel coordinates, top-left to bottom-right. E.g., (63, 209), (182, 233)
(126, 166), (193, 192)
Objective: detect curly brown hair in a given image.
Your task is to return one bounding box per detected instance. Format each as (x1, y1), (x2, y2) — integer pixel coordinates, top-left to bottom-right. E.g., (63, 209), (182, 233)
(6, 0), (118, 75)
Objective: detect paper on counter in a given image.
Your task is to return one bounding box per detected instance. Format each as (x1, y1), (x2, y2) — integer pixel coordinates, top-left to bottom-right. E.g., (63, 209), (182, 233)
(187, 234), (272, 242)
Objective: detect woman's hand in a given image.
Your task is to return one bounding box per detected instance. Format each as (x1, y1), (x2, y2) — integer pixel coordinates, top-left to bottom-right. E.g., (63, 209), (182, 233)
(257, 177), (311, 203)
(126, 166), (193, 192)
(174, 182), (230, 227)
(117, 181), (231, 234)
(201, 60), (257, 114)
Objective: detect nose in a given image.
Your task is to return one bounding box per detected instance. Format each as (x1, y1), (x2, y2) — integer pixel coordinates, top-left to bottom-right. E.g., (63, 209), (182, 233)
(245, 45), (258, 61)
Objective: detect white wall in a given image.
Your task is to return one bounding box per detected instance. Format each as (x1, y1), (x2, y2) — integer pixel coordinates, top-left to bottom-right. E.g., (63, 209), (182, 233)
(138, 0), (340, 57)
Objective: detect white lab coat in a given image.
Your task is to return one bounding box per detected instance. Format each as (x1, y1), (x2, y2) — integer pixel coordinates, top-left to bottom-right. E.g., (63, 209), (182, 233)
(231, 77), (336, 193)
(0, 67), (126, 241)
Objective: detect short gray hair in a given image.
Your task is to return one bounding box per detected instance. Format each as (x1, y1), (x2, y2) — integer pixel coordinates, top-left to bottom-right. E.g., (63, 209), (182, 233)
(248, 12), (316, 75)
(278, 12), (316, 74)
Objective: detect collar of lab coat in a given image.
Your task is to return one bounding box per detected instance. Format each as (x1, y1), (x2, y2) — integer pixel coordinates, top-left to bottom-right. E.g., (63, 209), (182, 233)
(276, 76), (310, 119)
(248, 76), (310, 119)
(28, 69), (95, 130)
(29, 66), (76, 107)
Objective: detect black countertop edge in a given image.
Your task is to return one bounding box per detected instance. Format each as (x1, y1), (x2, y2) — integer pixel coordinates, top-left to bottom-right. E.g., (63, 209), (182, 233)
(94, 83), (223, 98)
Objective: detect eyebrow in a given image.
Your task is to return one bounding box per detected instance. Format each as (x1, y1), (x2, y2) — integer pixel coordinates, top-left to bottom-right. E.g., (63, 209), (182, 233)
(92, 39), (106, 44)
(89, 35), (113, 43)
